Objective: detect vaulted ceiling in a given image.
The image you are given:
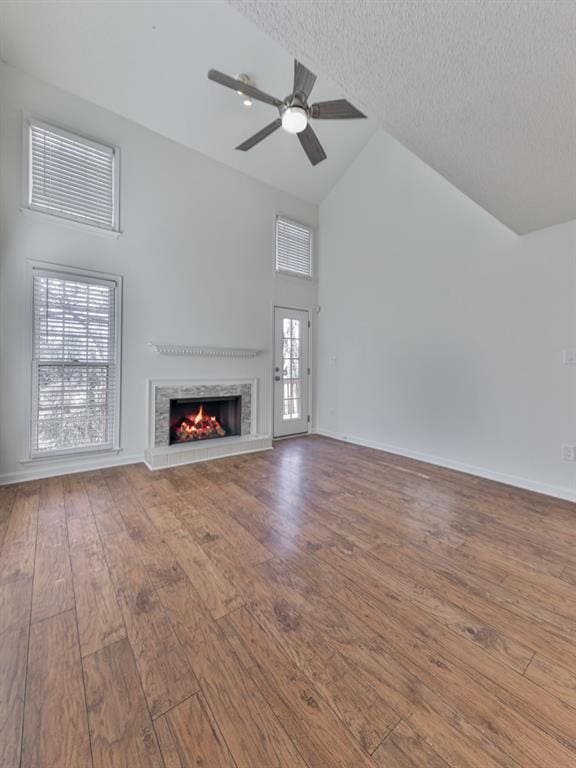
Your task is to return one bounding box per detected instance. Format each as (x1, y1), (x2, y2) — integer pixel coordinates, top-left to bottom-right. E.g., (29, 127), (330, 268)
(1, 1), (574, 233)
(232, 0), (576, 234)
(0, 0), (376, 205)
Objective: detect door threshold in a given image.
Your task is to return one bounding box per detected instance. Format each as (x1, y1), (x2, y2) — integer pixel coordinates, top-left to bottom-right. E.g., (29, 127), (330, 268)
(273, 432), (310, 442)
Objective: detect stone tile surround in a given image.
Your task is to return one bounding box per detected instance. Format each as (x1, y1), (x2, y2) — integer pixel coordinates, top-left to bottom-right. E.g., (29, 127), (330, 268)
(154, 382), (252, 448)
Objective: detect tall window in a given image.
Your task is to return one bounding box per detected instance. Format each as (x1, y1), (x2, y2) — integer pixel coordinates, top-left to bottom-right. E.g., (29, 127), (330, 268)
(28, 118), (119, 232)
(31, 267), (121, 456)
(275, 215), (313, 278)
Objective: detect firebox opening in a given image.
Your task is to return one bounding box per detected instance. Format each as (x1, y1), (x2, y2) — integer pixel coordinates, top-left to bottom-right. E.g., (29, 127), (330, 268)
(169, 395), (242, 445)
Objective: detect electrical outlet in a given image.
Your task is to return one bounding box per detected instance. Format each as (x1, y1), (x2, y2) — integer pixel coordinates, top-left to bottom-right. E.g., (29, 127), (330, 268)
(563, 350), (576, 365)
(562, 445), (576, 462)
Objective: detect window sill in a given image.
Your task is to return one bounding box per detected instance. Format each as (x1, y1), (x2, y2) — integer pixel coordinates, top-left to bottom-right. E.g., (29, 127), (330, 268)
(275, 268), (314, 281)
(21, 447), (122, 464)
(19, 207), (122, 240)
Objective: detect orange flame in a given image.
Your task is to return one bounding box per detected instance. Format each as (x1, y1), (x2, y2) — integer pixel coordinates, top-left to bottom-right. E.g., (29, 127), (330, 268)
(174, 403), (225, 442)
(193, 404), (204, 425)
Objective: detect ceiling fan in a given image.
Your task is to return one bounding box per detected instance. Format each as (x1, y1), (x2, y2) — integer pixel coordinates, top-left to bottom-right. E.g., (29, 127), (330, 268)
(208, 60), (366, 166)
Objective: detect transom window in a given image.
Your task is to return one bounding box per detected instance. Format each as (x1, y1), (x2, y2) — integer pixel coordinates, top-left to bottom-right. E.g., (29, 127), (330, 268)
(28, 118), (119, 232)
(275, 215), (313, 278)
(31, 267), (121, 456)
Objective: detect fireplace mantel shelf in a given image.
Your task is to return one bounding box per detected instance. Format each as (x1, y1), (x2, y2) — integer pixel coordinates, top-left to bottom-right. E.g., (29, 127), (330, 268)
(148, 343), (262, 358)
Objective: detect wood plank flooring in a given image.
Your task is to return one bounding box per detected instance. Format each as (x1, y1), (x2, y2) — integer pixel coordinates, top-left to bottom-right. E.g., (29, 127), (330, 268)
(1, 435), (576, 767)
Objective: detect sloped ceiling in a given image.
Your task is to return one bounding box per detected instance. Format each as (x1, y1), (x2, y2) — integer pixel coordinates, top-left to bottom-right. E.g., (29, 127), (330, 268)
(0, 0), (376, 205)
(231, 0), (576, 234)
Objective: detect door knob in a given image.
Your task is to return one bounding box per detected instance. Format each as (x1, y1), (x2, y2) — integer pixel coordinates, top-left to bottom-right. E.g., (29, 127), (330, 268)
(274, 375), (281, 381)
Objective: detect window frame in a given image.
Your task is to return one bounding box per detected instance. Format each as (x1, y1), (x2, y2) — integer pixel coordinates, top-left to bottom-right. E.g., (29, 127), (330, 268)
(24, 114), (121, 234)
(274, 214), (314, 280)
(28, 261), (122, 461)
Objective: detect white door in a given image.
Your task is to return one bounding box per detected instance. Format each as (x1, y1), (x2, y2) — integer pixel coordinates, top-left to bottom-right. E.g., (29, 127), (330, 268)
(273, 306), (310, 437)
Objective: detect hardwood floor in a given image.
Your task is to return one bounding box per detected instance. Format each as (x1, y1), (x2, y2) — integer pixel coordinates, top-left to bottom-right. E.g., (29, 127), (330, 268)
(1, 435), (576, 767)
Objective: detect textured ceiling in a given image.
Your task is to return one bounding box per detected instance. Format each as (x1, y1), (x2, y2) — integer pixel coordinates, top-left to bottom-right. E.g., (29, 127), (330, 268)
(0, 1), (375, 205)
(231, 0), (576, 234)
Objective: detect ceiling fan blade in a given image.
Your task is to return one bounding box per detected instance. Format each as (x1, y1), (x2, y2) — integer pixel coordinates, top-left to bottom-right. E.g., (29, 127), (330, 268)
(293, 60), (317, 100)
(298, 125), (327, 166)
(310, 99), (366, 119)
(208, 69), (282, 107)
(236, 119), (282, 151)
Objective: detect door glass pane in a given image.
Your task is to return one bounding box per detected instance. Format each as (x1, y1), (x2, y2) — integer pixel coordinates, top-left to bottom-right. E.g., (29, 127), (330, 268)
(280, 315), (304, 421)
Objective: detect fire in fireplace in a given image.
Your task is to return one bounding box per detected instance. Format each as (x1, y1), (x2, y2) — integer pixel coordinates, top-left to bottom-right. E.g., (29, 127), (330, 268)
(169, 396), (241, 445)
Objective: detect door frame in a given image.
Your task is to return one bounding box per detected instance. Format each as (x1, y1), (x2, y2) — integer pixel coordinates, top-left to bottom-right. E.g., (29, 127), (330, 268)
(272, 304), (313, 439)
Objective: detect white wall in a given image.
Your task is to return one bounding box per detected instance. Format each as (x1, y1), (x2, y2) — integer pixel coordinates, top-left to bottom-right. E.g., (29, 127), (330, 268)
(317, 131), (576, 501)
(0, 63), (318, 483)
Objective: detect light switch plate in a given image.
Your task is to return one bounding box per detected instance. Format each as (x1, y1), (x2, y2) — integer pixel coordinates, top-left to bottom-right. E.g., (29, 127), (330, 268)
(562, 350), (576, 364)
(562, 445), (576, 462)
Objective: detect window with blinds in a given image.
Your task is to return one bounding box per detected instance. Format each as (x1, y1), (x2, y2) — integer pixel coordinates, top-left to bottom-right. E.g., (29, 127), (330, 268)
(31, 268), (121, 456)
(28, 118), (119, 231)
(275, 216), (313, 278)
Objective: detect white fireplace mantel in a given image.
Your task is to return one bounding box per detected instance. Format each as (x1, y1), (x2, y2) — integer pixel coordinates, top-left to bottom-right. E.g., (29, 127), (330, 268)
(148, 343), (262, 358)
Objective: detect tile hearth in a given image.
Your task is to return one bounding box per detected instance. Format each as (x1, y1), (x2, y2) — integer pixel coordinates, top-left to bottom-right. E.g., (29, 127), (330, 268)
(144, 378), (271, 470)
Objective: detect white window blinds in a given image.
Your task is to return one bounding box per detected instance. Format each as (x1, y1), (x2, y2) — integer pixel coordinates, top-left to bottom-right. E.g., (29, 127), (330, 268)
(31, 269), (120, 456)
(28, 119), (119, 231)
(275, 216), (313, 277)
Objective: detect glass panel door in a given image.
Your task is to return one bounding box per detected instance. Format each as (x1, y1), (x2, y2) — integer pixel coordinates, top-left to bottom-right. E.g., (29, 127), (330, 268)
(274, 307), (310, 437)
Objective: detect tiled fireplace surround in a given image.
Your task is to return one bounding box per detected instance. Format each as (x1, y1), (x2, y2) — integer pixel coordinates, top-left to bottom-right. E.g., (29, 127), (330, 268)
(144, 378), (271, 470)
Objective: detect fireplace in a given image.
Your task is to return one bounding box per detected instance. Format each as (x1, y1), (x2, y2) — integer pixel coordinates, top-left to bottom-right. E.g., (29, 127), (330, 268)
(146, 378), (270, 470)
(169, 395), (242, 445)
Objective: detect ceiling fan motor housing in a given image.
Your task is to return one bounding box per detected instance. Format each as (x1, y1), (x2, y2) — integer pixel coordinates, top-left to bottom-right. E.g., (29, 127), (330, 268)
(280, 93), (308, 115)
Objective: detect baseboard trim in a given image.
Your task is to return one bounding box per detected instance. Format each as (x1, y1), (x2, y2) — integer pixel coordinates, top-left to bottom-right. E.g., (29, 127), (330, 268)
(314, 429), (576, 503)
(0, 452), (143, 485)
(0, 435), (274, 484)
(3, 429), (573, 503)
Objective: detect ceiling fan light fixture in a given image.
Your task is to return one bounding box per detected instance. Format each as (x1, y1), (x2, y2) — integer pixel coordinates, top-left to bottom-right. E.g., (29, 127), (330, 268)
(281, 106), (308, 134)
(235, 74), (254, 107)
